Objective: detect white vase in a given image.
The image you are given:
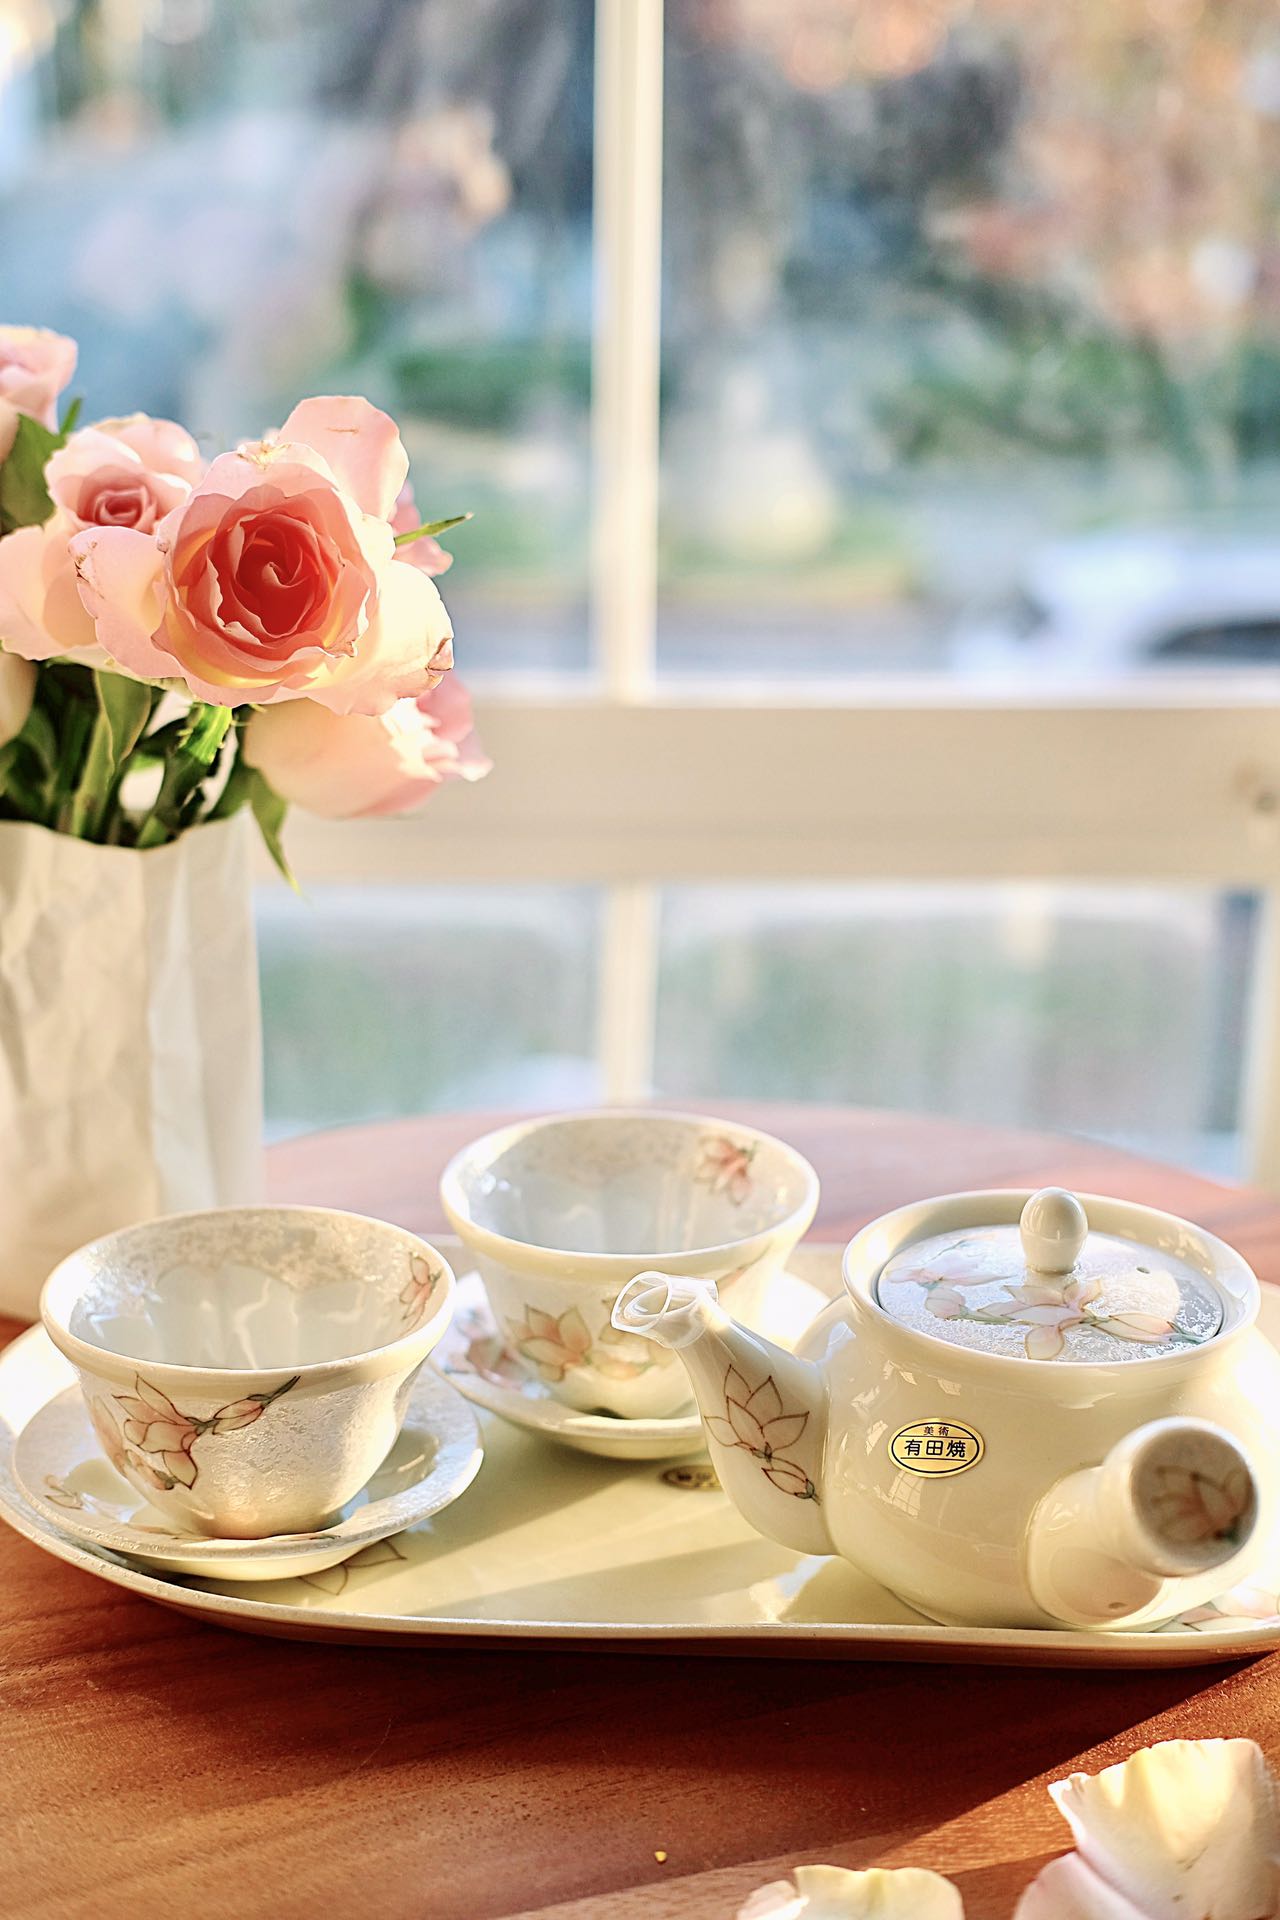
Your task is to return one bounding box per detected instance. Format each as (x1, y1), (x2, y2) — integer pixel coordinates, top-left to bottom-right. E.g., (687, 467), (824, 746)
(0, 812), (263, 1319)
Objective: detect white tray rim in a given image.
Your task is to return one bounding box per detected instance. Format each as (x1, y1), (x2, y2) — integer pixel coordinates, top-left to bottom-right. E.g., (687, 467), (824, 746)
(4, 1243), (1280, 1666)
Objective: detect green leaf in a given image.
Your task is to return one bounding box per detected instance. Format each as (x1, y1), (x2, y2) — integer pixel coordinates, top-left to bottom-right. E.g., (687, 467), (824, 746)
(245, 765), (297, 890)
(96, 670), (153, 768)
(60, 396), (83, 435)
(66, 711), (114, 839)
(0, 414), (62, 532)
(392, 511), (471, 547)
(15, 703), (58, 780)
(0, 739), (46, 820)
(207, 751), (252, 822)
(64, 671), (158, 840)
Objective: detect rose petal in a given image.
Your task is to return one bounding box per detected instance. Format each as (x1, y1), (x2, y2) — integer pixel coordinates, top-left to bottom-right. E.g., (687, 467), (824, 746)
(1048, 1739), (1280, 1920)
(305, 555), (453, 716)
(1014, 1853), (1154, 1920)
(0, 648), (34, 745)
(0, 528), (61, 662)
(738, 1864), (964, 1919)
(69, 526), (174, 682)
(278, 396), (409, 521)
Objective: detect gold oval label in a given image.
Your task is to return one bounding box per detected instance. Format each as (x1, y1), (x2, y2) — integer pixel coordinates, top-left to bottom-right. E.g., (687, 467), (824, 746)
(889, 1419), (985, 1477)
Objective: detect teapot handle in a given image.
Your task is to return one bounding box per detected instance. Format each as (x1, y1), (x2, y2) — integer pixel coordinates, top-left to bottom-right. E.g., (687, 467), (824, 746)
(1027, 1417), (1259, 1628)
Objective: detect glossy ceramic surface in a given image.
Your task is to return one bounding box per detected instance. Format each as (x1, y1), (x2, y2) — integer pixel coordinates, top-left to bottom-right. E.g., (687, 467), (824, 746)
(40, 1206), (456, 1536)
(4, 1241), (1280, 1664)
(613, 1189), (1277, 1632)
(14, 1367), (483, 1580)
(440, 1111), (819, 1419)
(434, 1262), (829, 1460)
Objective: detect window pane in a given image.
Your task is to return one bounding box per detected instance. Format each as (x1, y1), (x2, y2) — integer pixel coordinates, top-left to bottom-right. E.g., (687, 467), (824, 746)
(0, 0), (592, 671)
(660, 2), (1280, 681)
(655, 886), (1255, 1176)
(258, 885), (600, 1138)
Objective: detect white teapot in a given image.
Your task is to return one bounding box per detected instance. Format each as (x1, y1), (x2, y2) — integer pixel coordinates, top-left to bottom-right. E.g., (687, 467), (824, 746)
(612, 1187), (1278, 1631)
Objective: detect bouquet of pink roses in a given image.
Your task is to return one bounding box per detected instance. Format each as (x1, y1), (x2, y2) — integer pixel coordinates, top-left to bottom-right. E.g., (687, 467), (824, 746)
(0, 325), (490, 877)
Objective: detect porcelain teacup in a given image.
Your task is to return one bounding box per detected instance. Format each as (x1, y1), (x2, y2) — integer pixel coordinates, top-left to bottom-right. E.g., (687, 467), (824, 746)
(40, 1204), (456, 1538)
(439, 1110), (819, 1418)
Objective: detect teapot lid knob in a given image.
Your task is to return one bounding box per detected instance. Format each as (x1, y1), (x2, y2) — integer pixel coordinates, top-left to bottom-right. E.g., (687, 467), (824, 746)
(1020, 1188), (1088, 1274)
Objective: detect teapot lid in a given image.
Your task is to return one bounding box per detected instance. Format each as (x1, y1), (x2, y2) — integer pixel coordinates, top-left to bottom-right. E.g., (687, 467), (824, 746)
(876, 1188), (1223, 1363)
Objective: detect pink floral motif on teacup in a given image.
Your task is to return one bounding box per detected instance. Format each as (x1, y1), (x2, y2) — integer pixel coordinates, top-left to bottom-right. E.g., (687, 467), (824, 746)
(696, 1135), (757, 1205)
(507, 1304), (592, 1383)
(399, 1253), (443, 1328)
(506, 1304), (655, 1385)
(112, 1371), (299, 1491)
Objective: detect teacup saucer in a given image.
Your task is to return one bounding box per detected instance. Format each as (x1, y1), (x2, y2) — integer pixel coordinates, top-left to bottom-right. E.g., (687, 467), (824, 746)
(15, 1367), (483, 1581)
(433, 1266), (829, 1461)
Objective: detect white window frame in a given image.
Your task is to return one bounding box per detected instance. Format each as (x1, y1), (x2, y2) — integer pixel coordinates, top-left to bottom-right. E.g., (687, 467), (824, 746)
(270, 0), (1280, 1191)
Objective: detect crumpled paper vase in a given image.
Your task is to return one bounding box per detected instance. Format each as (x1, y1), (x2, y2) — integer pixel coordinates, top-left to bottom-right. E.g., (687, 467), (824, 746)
(0, 812), (263, 1318)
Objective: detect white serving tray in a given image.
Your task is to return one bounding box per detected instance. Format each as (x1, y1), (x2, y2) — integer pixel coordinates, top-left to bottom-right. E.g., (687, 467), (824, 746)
(4, 1241), (1280, 1665)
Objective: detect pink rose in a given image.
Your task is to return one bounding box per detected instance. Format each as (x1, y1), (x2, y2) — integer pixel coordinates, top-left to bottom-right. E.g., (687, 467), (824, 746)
(242, 671), (490, 818)
(0, 649), (35, 745)
(0, 326), (77, 461)
(70, 396), (454, 714)
(0, 414), (203, 664)
(392, 485), (453, 576)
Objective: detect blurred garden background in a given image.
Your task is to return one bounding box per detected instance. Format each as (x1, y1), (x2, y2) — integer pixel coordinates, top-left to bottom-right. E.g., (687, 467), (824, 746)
(1, 0), (1276, 1169)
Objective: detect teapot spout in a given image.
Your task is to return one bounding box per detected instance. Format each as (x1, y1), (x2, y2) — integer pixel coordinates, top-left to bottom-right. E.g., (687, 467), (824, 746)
(1026, 1418), (1259, 1630)
(613, 1273), (834, 1556)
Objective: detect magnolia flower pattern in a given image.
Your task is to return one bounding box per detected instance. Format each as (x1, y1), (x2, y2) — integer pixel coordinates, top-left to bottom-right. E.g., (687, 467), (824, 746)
(1147, 1462), (1254, 1549)
(89, 1394), (173, 1494)
(703, 1365), (819, 1501)
(696, 1134), (757, 1205)
(399, 1253), (443, 1328)
(42, 1477), (85, 1512)
(506, 1304), (655, 1384)
(41, 1472), (185, 1539)
(1178, 1583), (1280, 1632)
(932, 1272), (1176, 1360)
(111, 1371), (299, 1491)
(886, 1235), (1201, 1361)
(298, 1536), (407, 1596)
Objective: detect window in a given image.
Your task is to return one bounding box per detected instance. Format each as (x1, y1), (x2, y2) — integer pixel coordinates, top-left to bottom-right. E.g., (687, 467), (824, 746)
(0, 0), (594, 673)
(6, 0), (1280, 1182)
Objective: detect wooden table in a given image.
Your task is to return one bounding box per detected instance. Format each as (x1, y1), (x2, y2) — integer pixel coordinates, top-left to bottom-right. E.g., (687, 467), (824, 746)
(3, 1105), (1279, 1920)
